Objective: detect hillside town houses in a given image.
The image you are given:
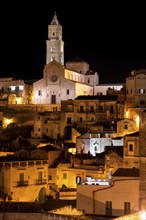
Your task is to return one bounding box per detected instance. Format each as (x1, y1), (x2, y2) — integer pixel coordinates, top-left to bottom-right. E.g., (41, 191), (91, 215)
(0, 11), (146, 219)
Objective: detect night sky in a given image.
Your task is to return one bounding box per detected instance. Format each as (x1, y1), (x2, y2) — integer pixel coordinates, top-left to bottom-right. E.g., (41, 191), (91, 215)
(0, 1), (146, 83)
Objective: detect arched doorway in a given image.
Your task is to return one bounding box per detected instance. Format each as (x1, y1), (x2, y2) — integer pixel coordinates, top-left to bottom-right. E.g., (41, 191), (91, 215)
(38, 187), (46, 203)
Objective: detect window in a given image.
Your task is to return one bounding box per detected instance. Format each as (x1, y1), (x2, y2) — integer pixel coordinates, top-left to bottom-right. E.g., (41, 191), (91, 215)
(51, 95), (56, 104)
(88, 78), (90, 84)
(124, 124), (128, 129)
(63, 173), (67, 179)
(124, 202), (130, 214)
(80, 106), (84, 112)
(15, 86), (19, 92)
(139, 89), (145, 93)
(7, 87), (11, 91)
(90, 106), (94, 112)
(38, 90), (42, 96)
(110, 106), (114, 113)
(38, 171), (42, 181)
(76, 176), (81, 184)
(67, 89), (69, 95)
(129, 144), (133, 151)
(67, 117), (72, 124)
(94, 146), (97, 152)
(19, 173), (24, 182)
(79, 117), (82, 122)
(140, 100), (145, 105)
(106, 201), (112, 216)
(127, 141), (134, 155)
(48, 176), (52, 180)
(51, 47), (55, 53)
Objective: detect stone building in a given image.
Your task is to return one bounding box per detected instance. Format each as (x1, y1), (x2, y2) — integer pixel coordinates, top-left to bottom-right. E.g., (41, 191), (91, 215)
(31, 94), (124, 141)
(77, 167), (140, 217)
(76, 132), (123, 156)
(31, 111), (63, 140)
(125, 69), (146, 128)
(33, 12), (98, 105)
(126, 69), (146, 109)
(0, 77), (33, 105)
(0, 145), (62, 202)
(123, 132), (140, 168)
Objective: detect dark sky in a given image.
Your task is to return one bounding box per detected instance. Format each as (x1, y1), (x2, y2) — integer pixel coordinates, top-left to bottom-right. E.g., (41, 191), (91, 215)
(0, 1), (146, 83)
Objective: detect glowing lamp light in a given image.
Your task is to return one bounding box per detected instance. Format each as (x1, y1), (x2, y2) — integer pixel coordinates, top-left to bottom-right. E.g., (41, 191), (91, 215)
(16, 97), (22, 104)
(136, 115), (140, 129)
(19, 85), (24, 91)
(3, 117), (14, 128)
(5, 118), (12, 125)
(10, 86), (15, 91)
(68, 148), (76, 155)
(140, 211), (146, 220)
(126, 111), (129, 118)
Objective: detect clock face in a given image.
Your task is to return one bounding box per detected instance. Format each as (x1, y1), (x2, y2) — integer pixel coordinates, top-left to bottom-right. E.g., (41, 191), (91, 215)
(51, 75), (58, 82)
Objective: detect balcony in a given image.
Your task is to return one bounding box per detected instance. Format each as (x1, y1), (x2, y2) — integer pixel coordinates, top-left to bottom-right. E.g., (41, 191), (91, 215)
(36, 179), (47, 185)
(17, 181), (29, 187)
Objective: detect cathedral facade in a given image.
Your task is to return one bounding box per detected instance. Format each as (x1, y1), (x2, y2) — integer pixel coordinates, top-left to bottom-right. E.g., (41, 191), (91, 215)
(33, 12), (99, 105)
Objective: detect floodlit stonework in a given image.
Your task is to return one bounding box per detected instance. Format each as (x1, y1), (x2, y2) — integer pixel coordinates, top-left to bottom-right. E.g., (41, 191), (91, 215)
(33, 13), (98, 105)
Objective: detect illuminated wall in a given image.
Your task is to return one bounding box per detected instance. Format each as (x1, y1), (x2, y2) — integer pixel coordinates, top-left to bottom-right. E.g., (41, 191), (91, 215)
(126, 71), (146, 108)
(56, 163), (107, 190)
(31, 111), (65, 139)
(116, 118), (138, 137)
(123, 133), (140, 168)
(94, 83), (124, 95)
(75, 82), (93, 97)
(77, 179), (139, 216)
(1, 160), (49, 202)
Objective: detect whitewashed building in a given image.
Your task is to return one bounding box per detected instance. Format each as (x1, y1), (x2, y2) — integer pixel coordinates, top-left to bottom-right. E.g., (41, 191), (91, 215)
(76, 132), (123, 156)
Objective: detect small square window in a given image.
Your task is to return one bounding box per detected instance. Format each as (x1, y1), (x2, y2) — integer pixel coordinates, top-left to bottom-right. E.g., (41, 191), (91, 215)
(63, 173), (67, 179)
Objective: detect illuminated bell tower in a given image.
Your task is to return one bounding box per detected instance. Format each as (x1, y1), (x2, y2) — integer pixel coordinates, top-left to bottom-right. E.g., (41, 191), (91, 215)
(46, 11), (64, 65)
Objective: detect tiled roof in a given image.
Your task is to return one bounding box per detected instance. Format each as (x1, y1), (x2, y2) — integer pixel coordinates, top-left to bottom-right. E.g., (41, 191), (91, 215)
(73, 153), (95, 160)
(40, 145), (62, 152)
(64, 143), (76, 148)
(125, 132), (139, 137)
(113, 168), (139, 177)
(75, 95), (118, 100)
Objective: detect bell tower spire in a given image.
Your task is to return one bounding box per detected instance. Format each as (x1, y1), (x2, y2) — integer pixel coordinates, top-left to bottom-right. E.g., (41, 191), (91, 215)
(46, 10), (64, 65)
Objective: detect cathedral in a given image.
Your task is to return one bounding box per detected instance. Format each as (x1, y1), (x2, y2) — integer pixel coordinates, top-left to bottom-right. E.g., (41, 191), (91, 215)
(33, 12), (99, 104)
